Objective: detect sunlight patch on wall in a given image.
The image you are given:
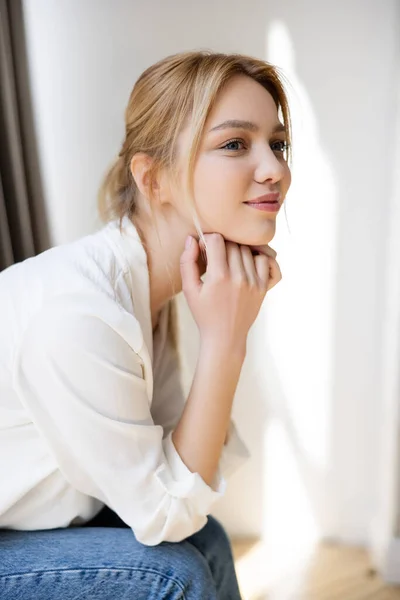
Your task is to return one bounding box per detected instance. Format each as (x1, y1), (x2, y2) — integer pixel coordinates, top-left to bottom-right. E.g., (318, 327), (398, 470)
(263, 418), (319, 552)
(261, 20), (338, 469)
(254, 19), (340, 545)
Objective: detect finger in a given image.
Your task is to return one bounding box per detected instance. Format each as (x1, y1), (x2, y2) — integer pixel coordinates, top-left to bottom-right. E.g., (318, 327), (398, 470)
(203, 233), (228, 279)
(265, 245), (277, 260)
(180, 236), (202, 298)
(226, 242), (246, 282)
(240, 245), (258, 286)
(254, 253), (270, 288)
(251, 244), (277, 260)
(266, 257), (282, 291)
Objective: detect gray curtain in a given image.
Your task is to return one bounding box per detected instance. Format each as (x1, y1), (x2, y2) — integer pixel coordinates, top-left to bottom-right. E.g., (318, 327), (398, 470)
(0, 0), (49, 271)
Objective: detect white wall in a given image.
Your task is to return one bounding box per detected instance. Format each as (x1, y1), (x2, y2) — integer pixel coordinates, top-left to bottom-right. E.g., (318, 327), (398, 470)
(369, 55), (400, 583)
(22, 0), (399, 546)
(259, 0), (400, 549)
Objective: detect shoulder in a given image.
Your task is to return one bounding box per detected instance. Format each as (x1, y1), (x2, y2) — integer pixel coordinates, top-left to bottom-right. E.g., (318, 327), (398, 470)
(0, 224), (126, 306)
(1, 220), (143, 331)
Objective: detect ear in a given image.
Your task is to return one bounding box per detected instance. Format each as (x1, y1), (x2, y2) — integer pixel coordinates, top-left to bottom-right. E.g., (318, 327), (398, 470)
(130, 153), (172, 208)
(129, 153), (156, 200)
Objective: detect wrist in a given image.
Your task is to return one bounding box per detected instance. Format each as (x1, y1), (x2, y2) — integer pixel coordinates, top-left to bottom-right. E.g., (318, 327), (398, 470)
(199, 335), (247, 362)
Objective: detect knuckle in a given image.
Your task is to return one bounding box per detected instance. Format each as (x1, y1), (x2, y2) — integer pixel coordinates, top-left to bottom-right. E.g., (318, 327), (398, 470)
(211, 270), (229, 284)
(249, 278), (258, 290)
(233, 274), (247, 288)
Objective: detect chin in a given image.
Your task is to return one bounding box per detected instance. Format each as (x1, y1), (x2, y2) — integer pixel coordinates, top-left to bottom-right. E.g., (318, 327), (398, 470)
(226, 232), (275, 248)
(247, 229), (276, 247)
(215, 221), (276, 247)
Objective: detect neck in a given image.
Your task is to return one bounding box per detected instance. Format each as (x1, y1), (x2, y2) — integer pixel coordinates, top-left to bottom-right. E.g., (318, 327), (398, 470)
(133, 208), (199, 329)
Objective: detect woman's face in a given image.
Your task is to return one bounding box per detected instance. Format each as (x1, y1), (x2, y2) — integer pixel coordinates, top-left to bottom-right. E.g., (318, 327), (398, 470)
(173, 74), (291, 247)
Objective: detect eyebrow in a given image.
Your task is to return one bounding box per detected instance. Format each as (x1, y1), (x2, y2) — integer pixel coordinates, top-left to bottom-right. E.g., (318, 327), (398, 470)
(208, 119), (286, 134)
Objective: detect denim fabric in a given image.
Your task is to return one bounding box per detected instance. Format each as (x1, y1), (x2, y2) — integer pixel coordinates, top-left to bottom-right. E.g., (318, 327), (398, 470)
(0, 507), (242, 599)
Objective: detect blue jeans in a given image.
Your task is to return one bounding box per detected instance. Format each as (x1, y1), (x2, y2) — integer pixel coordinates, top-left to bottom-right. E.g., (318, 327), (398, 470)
(0, 506), (242, 599)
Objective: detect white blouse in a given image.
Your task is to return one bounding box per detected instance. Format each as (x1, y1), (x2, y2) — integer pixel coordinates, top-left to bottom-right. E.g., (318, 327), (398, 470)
(0, 216), (249, 545)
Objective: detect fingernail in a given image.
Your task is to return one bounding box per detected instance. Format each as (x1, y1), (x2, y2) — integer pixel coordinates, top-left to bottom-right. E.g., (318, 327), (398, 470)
(185, 236), (193, 249)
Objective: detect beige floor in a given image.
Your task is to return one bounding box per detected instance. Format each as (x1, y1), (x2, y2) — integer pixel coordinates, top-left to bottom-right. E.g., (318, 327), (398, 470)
(231, 539), (400, 600)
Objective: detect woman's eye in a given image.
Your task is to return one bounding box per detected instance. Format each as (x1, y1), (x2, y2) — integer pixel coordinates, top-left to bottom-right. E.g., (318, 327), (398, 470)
(271, 140), (288, 153)
(220, 139), (246, 151)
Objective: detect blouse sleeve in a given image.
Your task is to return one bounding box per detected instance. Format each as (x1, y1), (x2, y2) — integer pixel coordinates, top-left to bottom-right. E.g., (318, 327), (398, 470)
(13, 299), (226, 546)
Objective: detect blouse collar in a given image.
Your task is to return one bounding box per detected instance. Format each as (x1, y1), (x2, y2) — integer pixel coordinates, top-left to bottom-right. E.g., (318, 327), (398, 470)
(106, 215), (154, 364)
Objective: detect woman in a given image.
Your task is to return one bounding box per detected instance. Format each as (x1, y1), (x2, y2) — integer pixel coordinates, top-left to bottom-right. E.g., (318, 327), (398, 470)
(0, 51), (291, 599)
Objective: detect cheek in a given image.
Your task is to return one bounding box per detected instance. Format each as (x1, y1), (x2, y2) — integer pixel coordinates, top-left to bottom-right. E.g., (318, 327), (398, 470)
(283, 164), (292, 194)
(194, 156), (249, 208)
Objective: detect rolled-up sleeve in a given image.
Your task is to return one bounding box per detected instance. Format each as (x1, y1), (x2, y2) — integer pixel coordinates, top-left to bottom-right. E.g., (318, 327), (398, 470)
(13, 302), (226, 546)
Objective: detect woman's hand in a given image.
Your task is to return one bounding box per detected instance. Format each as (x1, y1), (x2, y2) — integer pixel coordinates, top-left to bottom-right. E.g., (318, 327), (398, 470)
(180, 234), (281, 350)
(249, 243), (277, 261)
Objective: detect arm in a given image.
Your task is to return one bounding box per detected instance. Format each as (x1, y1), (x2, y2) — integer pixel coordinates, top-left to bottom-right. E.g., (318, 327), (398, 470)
(172, 339), (245, 486)
(151, 301), (250, 490)
(172, 234), (281, 488)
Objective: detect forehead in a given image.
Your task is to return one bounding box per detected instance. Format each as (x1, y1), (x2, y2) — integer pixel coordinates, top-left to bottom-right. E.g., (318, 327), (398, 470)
(206, 75), (279, 129)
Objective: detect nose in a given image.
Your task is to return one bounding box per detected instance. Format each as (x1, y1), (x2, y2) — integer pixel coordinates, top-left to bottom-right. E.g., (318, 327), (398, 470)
(253, 146), (286, 185)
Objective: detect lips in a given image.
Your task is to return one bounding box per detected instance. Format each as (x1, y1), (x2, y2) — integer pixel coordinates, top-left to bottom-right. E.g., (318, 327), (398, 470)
(244, 192), (281, 213)
(245, 193), (280, 205)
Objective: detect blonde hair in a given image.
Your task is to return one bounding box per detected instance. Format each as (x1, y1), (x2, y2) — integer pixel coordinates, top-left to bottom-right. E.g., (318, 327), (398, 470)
(98, 50), (292, 347)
